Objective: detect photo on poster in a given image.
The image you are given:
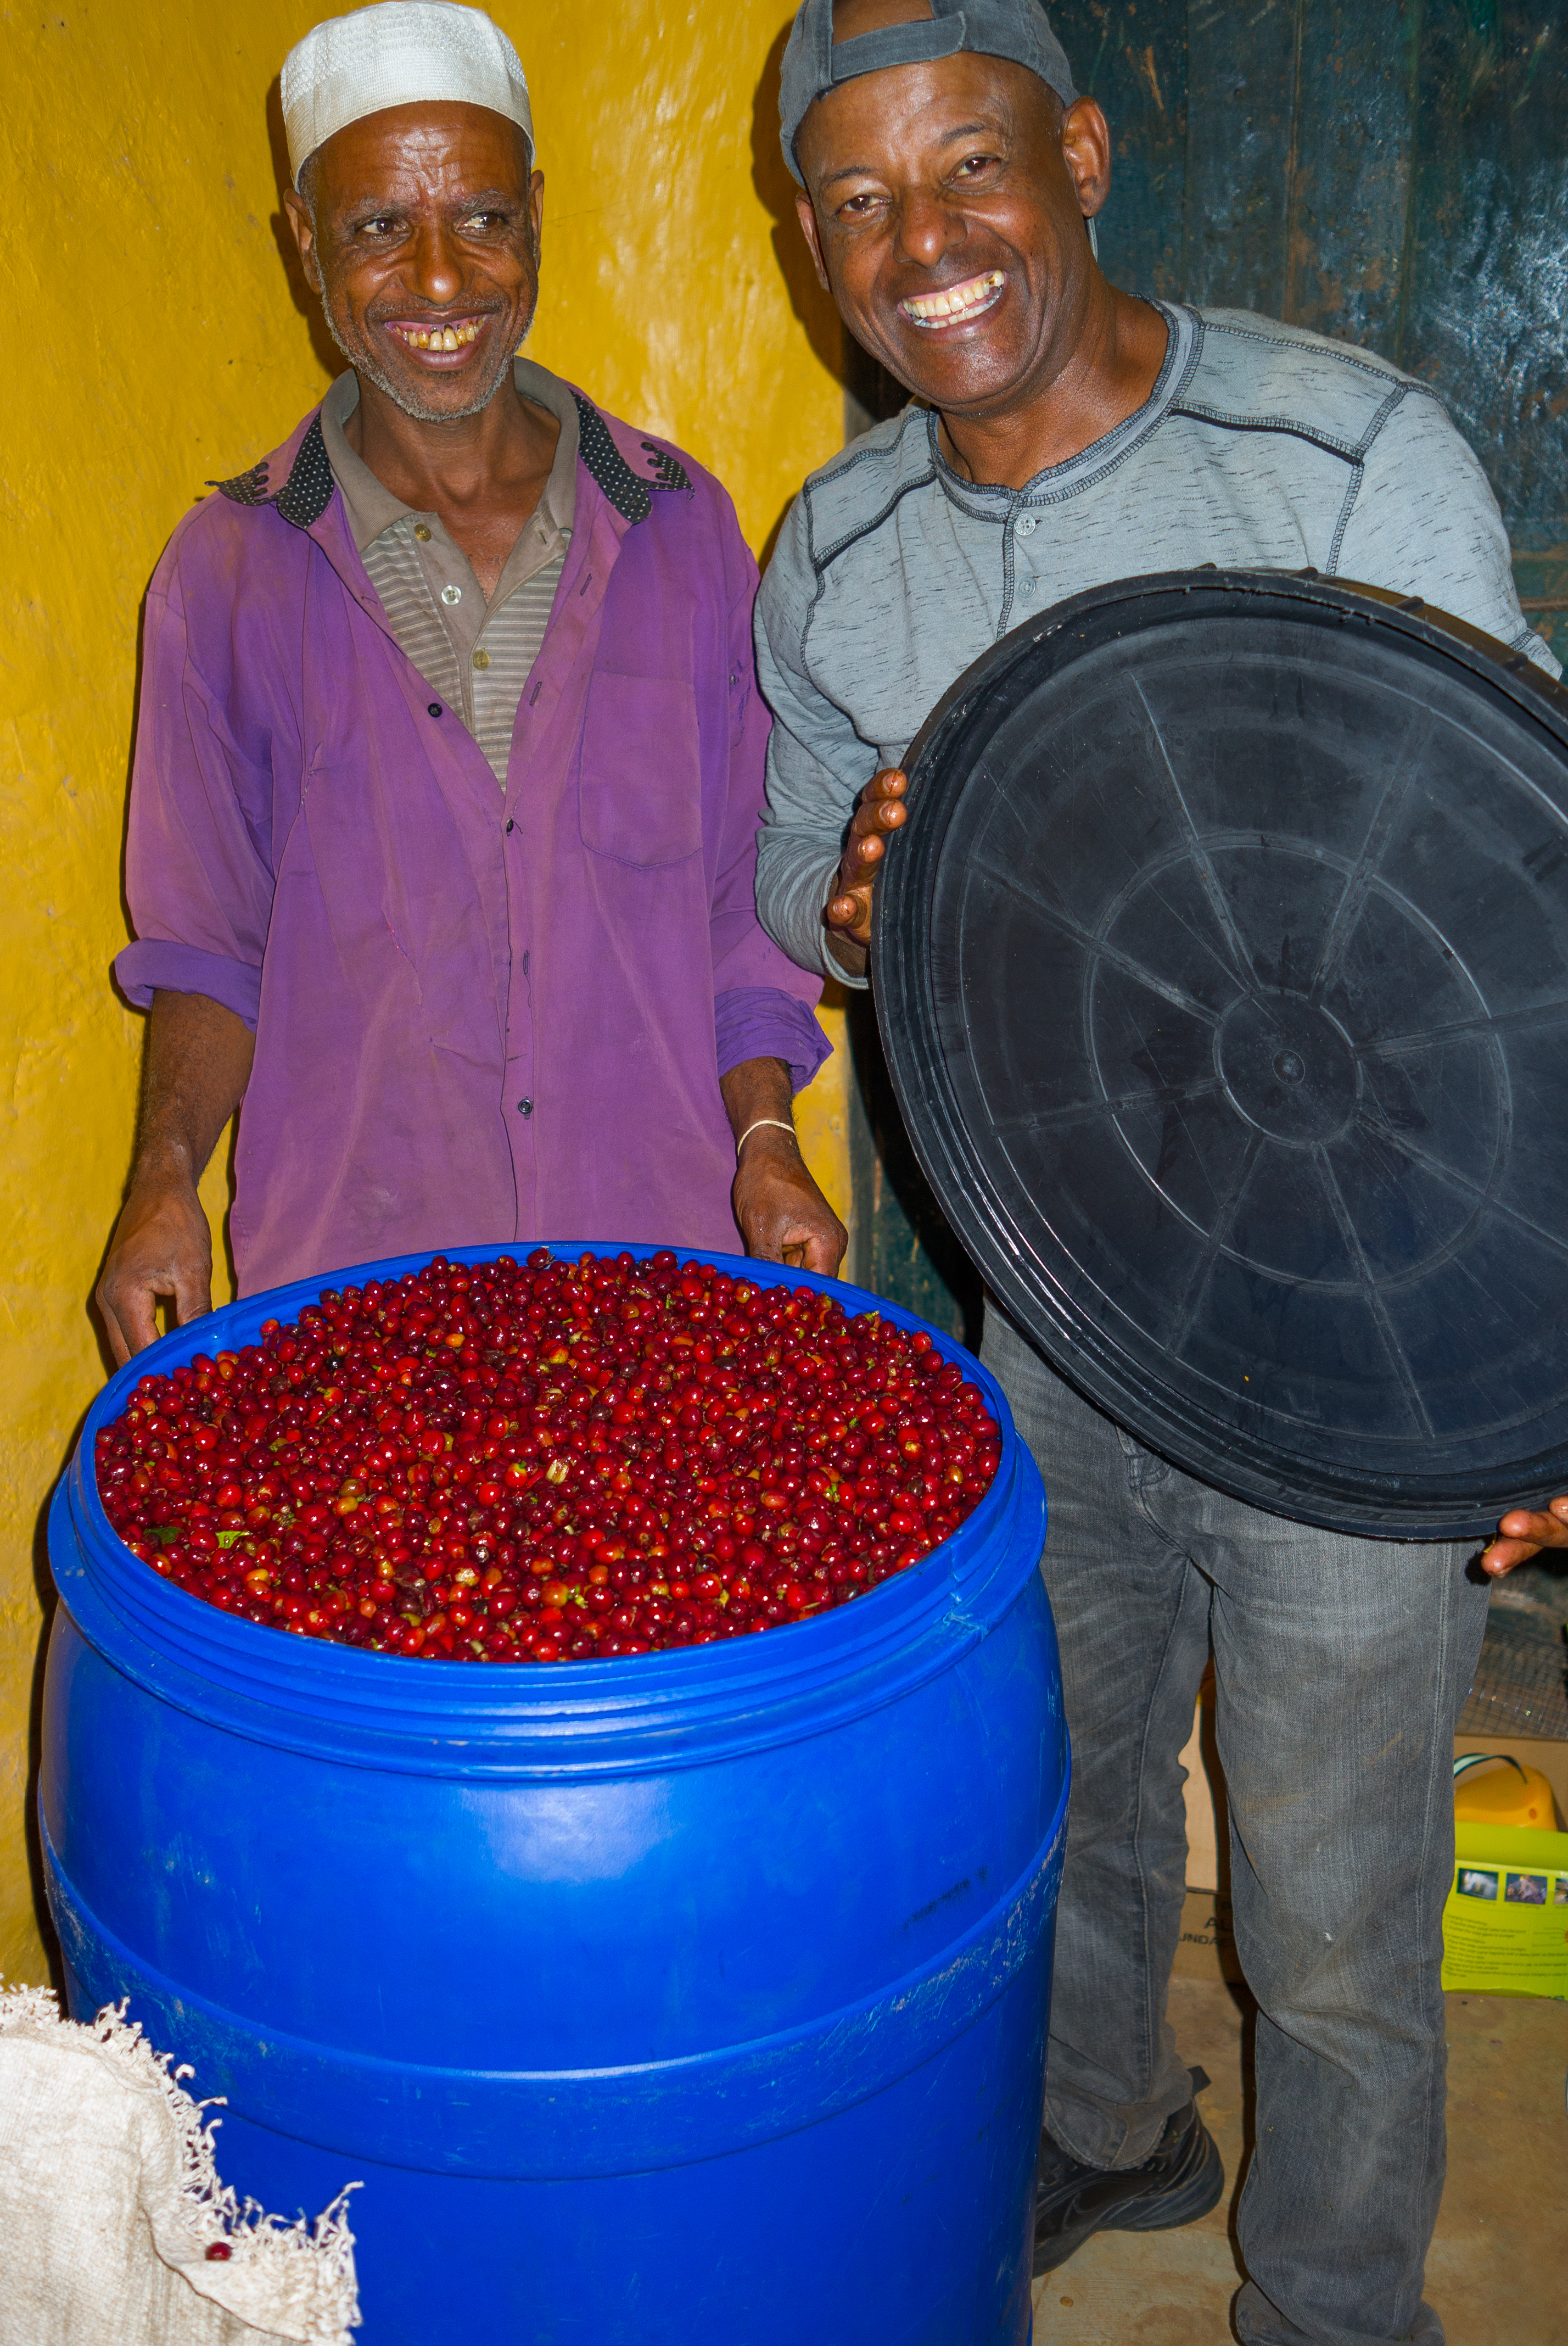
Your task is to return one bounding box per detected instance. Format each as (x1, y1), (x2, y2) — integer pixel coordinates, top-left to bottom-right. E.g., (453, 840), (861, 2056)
(1504, 1873), (1549, 1905)
(1457, 1869), (1499, 1900)
(1554, 1879), (1568, 1907)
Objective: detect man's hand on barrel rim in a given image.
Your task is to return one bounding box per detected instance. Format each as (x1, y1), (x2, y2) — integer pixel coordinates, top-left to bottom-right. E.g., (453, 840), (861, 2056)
(733, 1126), (847, 1276)
(97, 1172), (215, 1366)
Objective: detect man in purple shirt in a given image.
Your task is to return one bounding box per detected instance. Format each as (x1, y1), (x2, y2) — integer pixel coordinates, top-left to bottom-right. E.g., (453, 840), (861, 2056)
(96, 1), (843, 1360)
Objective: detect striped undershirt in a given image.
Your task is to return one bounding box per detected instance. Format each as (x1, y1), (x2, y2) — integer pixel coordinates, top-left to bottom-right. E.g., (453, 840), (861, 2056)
(356, 528), (566, 784)
(318, 360), (580, 788)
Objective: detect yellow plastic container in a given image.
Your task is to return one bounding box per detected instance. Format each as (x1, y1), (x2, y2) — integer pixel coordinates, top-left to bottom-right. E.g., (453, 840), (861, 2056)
(1441, 1821), (1568, 1999)
(1453, 1751), (1563, 1831)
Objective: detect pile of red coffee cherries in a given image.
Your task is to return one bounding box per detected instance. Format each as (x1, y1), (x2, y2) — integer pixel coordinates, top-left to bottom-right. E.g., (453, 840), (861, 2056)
(93, 1250), (1002, 1664)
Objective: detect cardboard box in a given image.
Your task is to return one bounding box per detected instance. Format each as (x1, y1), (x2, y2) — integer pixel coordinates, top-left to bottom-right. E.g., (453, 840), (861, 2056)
(1171, 1887), (1243, 1984)
(1180, 1669), (1224, 1893)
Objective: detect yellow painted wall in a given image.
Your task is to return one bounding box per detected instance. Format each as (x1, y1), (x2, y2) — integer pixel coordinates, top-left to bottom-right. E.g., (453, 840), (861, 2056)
(0, 0), (845, 1982)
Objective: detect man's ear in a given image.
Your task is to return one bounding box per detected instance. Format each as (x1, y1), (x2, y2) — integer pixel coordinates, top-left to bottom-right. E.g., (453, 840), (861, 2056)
(282, 186), (323, 297)
(796, 190), (831, 292)
(529, 167), (545, 270)
(1060, 97), (1111, 221)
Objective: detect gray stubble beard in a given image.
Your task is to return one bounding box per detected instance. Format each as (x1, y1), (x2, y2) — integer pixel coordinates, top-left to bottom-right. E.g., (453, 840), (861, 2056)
(320, 283), (537, 424)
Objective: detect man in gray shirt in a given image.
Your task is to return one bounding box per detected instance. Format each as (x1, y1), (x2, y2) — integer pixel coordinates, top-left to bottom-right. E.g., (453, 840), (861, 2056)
(757, 3), (1567, 2341)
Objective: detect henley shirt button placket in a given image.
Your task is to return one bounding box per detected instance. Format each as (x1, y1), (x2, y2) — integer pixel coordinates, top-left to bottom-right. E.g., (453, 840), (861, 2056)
(1015, 510), (1039, 600)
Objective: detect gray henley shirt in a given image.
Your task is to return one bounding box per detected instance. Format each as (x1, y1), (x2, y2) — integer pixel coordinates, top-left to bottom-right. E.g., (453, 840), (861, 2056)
(754, 302), (1560, 982)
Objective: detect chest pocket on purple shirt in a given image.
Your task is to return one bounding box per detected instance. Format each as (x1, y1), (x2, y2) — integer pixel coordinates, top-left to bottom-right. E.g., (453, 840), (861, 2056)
(578, 672), (703, 867)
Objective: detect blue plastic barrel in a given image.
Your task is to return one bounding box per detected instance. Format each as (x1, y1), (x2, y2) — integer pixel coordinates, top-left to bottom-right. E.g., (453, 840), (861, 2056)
(43, 1243), (1065, 2345)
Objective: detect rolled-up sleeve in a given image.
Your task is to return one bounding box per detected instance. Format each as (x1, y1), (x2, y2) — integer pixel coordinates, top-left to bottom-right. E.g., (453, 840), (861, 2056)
(115, 939), (263, 1024)
(714, 984), (830, 1091)
(113, 527), (278, 1030)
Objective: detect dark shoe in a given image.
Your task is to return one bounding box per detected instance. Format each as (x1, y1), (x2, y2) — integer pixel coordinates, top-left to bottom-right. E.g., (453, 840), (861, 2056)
(1032, 2068), (1225, 2275)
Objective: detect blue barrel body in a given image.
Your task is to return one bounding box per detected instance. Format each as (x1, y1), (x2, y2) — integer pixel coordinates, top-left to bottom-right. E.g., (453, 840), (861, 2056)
(43, 1244), (1065, 2345)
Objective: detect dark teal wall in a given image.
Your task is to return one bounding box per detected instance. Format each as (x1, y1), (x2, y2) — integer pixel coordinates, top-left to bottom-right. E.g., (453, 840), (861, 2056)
(1061, 0), (1567, 559)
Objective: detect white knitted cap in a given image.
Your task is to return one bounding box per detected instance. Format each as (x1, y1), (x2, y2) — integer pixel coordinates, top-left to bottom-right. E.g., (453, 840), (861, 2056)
(281, 2), (534, 186)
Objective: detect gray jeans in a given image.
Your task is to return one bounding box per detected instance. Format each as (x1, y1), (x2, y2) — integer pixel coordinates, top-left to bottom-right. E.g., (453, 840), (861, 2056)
(980, 1307), (1488, 2346)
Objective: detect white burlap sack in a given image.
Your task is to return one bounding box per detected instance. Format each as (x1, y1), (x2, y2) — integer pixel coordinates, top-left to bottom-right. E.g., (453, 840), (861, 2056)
(0, 1984), (360, 2346)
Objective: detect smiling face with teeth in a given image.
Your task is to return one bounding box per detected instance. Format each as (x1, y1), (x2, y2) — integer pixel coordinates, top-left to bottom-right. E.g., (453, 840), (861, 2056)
(794, 0), (1167, 489)
(284, 101), (542, 428)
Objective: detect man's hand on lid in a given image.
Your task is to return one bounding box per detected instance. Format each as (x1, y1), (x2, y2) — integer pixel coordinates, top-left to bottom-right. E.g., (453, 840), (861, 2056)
(1481, 1498), (1568, 1578)
(825, 767), (908, 979)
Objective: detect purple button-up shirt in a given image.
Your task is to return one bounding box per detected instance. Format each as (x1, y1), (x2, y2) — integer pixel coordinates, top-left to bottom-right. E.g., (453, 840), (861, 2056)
(116, 388), (828, 1296)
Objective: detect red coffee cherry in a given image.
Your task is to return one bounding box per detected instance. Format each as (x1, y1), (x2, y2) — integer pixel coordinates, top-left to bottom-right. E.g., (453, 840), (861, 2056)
(95, 1253), (1000, 1664)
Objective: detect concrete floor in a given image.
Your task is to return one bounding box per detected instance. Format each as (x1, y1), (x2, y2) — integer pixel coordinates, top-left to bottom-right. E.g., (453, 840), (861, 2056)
(1031, 1979), (1568, 2344)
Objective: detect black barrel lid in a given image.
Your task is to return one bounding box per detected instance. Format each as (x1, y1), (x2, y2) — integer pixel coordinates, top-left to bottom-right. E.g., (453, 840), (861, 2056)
(873, 572), (1568, 1538)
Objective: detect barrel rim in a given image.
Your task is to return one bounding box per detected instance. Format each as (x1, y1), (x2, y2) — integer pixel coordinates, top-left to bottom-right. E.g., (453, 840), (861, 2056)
(52, 1243), (1047, 1779)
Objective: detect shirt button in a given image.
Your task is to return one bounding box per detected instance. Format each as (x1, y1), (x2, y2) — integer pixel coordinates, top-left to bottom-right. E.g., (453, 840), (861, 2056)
(1016, 515), (1038, 537)
(473, 648), (491, 671)
(505, 818), (515, 833)
(1018, 576), (1036, 599)
(516, 1097), (533, 1118)
(413, 523), (432, 542)
(440, 583), (462, 606)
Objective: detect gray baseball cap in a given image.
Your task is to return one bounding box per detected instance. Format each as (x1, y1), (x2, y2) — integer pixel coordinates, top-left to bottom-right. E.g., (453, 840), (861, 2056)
(780, 0), (1078, 187)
